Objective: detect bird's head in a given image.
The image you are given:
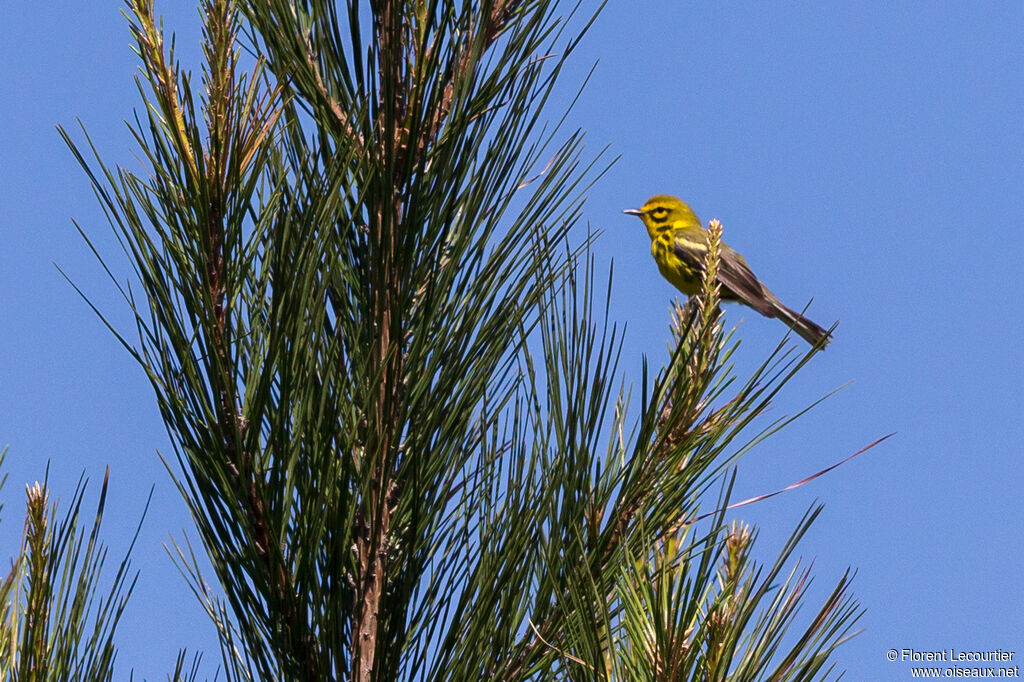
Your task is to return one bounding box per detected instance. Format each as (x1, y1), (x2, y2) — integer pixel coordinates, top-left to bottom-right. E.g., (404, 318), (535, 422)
(623, 195), (701, 238)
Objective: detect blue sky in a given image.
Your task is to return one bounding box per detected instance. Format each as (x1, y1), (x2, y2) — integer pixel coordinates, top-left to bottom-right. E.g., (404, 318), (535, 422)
(2, 2), (1022, 679)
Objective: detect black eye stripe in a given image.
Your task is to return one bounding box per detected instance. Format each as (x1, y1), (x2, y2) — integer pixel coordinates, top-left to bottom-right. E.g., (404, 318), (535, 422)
(649, 207), (669, 221)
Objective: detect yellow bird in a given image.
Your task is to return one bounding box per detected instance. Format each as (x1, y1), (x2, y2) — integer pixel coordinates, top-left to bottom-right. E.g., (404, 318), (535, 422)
(624, 195), (830, 347)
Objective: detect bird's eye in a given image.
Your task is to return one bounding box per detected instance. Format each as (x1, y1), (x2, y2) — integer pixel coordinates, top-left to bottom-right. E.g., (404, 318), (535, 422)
(650, 207), (669, 221)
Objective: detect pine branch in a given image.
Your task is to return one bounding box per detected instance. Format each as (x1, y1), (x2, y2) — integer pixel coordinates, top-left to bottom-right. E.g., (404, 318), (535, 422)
(424, 0), (528, 146)
(65, 2), (871, 679)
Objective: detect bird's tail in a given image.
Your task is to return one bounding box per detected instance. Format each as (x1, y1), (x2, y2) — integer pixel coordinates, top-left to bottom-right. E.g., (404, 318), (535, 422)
(769, 298), (832, 348)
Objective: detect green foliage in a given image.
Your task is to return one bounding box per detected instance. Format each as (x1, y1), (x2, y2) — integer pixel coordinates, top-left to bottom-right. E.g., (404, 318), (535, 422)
(61, 1), (861, 680)
(0, 451), (142, 682)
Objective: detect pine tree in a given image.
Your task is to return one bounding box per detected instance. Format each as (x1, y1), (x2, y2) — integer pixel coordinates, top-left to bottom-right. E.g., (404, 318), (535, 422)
(56, 1), (862, 679)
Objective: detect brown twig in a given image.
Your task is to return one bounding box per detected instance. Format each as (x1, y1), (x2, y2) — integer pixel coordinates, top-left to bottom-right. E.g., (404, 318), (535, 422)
(305, 41), (364, 151)
(527, 618), (592, 668)
(424, 0), (527, 146)
(670, 433), (895, 532)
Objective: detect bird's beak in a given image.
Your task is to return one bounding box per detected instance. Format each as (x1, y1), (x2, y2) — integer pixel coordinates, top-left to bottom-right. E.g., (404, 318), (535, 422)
(622, 208), (643, 217)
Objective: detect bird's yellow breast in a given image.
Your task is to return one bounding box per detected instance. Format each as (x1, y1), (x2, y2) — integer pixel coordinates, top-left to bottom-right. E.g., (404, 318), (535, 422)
(651, 230), (703, 295)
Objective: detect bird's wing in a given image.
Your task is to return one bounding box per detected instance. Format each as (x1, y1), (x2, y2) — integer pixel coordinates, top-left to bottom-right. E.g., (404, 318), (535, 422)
(716, 249), (777, 316)
(671, 238), (776, 317)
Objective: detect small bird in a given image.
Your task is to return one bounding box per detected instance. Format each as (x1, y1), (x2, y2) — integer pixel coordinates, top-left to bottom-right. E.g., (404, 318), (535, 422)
(624, 195), (831, 347)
